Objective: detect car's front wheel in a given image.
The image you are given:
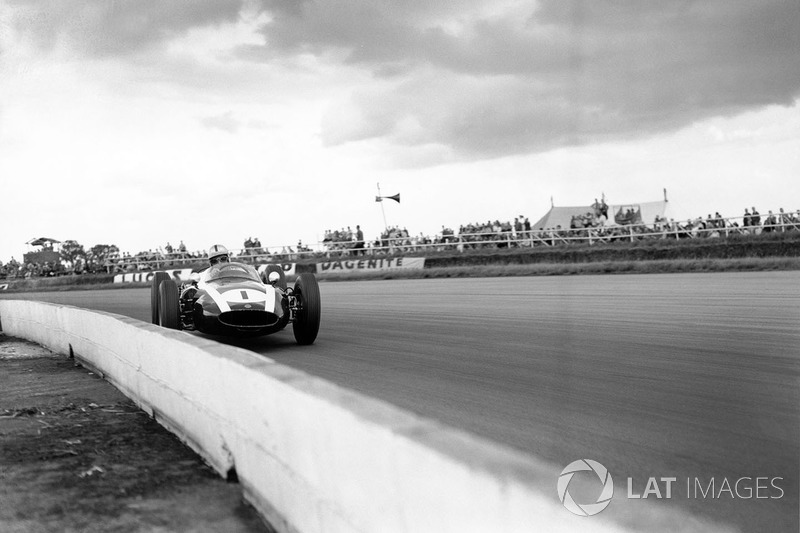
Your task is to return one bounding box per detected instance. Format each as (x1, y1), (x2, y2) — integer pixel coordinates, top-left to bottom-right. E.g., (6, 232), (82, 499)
(292, 273), (320, 345)
(158, 279), (180, 330)
(151, 272), (171, 324)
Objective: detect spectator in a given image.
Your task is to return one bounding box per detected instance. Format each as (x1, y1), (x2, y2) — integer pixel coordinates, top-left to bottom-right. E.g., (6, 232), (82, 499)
(751, 207), (761, 227)
(440, 226), (455, 244)
(763, 210), (777, 232)
(778, 208), (790, 231)
(353, 225), (364, 255)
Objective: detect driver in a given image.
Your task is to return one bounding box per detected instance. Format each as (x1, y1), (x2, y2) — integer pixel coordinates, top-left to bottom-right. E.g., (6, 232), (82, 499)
(207, 244), (230, 266)
(198, 244), (231, 284)
(179, 244), (231, 305)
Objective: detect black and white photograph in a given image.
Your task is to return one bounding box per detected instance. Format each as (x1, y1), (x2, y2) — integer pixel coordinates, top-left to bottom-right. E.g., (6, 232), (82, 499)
(1, 1), (798, 532)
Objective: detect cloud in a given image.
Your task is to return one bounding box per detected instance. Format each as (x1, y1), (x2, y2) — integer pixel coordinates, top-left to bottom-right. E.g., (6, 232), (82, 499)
(252, 0), (800, 158)
(6, 0), (244, 56)
(200, 111), (241, 133)
(6, 0), (799, 162)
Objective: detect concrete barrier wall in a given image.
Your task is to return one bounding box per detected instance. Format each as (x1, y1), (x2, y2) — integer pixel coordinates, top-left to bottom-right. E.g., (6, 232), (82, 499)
(0, 300), (634, 533)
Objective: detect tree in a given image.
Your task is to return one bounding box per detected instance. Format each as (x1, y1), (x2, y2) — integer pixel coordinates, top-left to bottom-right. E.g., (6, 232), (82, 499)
(59, 240), (86, 268)
(89, 244), (119, 262)
(88, 244), (120, 272)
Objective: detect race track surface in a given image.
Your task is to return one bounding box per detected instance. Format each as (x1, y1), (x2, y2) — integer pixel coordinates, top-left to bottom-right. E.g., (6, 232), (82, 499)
(3, 271), (798, 532)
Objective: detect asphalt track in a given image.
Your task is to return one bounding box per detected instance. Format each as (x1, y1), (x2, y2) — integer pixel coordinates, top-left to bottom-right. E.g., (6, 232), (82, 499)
(2, 271), (798, 532)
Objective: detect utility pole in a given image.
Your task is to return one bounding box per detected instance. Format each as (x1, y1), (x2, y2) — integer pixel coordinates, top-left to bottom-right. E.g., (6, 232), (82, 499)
(376, 182), (388, 231)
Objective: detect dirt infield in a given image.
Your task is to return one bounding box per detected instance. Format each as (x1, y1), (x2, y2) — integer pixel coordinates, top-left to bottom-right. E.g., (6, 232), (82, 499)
(0, 335), (269, 533)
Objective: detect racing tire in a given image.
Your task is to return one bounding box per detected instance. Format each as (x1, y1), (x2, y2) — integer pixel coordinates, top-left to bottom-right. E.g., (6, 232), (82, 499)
(264, 264), (288, 290)
(158, 279), (181, 330)
(292, 273), (321, 345)
(151, 272), (171, 324)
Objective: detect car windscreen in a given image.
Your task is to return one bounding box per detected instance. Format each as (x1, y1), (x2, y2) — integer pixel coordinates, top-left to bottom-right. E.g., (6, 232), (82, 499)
(204, 263), (261, 282)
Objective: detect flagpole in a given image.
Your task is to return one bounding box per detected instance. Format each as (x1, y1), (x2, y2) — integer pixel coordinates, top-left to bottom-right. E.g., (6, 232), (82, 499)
(377, 182), (388, 230)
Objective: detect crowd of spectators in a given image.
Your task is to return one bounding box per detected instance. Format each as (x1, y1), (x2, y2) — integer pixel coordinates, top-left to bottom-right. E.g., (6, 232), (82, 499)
(90, 240), (204, 274)
(4, 205), (800, 279)
(529, 206), (800, 246)
(568, 199), (609, 230)
(323, 227), (357, 253)
(374, 226), (409, 251)
(322, 226), (369, 255)
(240, 237), (264, 257)
(0, 254), (110, 279)
(322, 225), (461, 256)
(0, 258), (63, 279)
(456, 217), (534, 249)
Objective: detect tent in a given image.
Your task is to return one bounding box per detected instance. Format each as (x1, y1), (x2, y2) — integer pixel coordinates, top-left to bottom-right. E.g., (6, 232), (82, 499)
(531, 195), (669, 230)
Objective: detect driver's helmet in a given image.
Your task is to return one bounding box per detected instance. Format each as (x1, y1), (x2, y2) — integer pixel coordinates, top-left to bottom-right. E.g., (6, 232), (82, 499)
(207, 244), (230, 266)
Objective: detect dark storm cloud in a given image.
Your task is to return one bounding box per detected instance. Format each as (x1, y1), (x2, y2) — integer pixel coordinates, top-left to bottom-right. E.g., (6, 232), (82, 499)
(7, 0), (244, 56)
(252, 0), (800, 158)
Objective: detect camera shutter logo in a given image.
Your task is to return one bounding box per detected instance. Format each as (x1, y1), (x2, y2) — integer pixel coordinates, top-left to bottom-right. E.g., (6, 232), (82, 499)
(557, 459), (614, 516)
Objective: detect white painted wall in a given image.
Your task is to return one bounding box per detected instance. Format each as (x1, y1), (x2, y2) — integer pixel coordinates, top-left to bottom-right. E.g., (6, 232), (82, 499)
(1, 300), (717, 533)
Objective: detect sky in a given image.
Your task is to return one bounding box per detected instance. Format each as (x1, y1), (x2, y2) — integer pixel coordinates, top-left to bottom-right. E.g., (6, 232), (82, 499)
(1, 0), (798, 260)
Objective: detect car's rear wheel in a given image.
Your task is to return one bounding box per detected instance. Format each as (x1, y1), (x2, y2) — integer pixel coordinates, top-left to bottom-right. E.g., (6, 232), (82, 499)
(264, 264), (288, 290)
(292, 273), (320, 345)
(158, 279), (180, 330)
(151, 272), (171, 324)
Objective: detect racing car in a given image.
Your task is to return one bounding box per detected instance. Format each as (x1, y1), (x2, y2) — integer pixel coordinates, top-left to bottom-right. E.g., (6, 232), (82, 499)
(150, 262), (321, 345)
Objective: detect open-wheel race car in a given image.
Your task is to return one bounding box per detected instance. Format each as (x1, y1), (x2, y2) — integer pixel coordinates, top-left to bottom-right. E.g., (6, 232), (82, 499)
(150, 262), (321, 345)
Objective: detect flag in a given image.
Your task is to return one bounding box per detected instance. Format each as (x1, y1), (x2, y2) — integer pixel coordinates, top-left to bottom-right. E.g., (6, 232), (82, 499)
(376, 193), (400, 203)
